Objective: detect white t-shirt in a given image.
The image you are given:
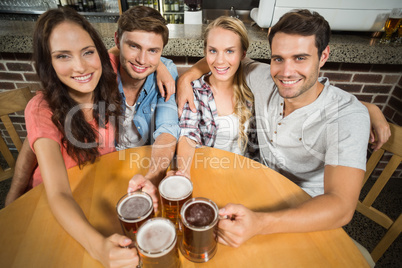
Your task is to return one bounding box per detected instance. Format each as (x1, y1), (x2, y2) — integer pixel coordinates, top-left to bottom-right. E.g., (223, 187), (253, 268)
(243, 59), (370, 197)
(116, 101), (142, 151)
(214, 113), (243, 155)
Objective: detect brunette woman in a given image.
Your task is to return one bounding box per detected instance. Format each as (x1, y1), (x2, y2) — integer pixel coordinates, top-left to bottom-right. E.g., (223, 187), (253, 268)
(25, 8), (138, 267)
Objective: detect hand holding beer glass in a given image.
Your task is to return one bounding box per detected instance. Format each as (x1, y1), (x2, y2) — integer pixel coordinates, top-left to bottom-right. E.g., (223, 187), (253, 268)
(381, 8), (402, 44)
(128, 174), (160, 211)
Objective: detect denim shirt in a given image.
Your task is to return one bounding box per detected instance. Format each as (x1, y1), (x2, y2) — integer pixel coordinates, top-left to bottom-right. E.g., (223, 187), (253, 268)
(117, 57), (180, 145)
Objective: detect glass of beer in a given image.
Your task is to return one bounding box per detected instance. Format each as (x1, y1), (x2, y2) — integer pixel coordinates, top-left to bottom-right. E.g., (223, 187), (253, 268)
(116, 191), (154, 241)
(381, 8), (402, 44)
(179, 197), (219, 263)
(159, 175), (193, 227)
(136, 217), (181, 268)
(395, 23), (402, 44)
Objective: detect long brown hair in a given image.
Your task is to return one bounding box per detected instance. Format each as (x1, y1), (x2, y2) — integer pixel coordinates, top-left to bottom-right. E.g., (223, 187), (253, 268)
(204, 16), (254, 153)
(33, 7), (122, 167)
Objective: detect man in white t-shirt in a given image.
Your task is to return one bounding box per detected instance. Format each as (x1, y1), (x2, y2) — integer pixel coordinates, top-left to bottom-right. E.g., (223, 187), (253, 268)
(176, 9), (390, 256)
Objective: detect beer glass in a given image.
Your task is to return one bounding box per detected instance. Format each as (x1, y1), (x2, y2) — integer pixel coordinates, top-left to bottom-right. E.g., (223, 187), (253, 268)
(179, 197), (219, 263)
(395, 23), (402, 44)
(136, 217), (181, 268)
(159, 175), (193, 227)
(381, 8), (402, 44)
(116, 191), (154, 241)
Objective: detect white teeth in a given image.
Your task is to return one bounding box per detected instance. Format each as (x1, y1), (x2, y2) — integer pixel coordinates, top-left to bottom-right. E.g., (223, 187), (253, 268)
(73, 74), (91, 81)
(133, 65), (145, 70)
(216, 67), (229, 71)
(281, 80), (299, 85)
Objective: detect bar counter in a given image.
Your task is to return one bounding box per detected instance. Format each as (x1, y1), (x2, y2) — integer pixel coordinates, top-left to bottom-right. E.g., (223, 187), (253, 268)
(1, 20), (401, 64)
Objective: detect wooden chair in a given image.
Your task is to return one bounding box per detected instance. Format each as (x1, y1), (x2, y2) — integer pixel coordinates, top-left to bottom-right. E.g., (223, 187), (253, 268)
(0, 87), (33, 182)
(356, 123), (402, 262)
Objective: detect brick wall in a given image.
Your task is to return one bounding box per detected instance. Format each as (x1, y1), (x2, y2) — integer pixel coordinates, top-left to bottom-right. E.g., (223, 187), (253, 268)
(319, 61), (402, 179)
(1, 53), (401, 177)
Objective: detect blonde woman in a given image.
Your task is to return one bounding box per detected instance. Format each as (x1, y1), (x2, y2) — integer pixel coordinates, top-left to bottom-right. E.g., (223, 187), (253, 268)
(176, 16), (255, 177)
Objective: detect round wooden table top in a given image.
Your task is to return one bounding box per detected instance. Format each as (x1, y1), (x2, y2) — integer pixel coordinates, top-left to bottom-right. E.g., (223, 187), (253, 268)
(0, 146), (369, 267)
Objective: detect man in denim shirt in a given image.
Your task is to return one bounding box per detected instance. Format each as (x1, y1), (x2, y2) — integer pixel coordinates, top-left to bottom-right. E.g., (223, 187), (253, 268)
(110, 55), (179, 150)
(111, 6), (180, 196)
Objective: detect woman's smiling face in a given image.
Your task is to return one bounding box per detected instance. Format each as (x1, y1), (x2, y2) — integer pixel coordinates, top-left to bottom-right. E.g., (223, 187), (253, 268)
(205, 27), (245, 84)
(49, 21), (102, 102)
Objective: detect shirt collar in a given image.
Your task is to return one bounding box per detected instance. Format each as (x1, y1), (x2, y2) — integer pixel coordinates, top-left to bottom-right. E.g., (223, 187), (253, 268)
(117, 67), (125, 97)
(142, 71), (156, 95)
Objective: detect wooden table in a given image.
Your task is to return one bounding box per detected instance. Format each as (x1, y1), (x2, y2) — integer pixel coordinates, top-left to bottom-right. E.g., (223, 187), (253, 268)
(0, 146), (369, 267)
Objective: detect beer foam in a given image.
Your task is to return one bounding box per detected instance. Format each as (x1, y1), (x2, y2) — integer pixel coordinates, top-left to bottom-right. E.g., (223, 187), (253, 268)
(118, 195), (152, 221)
(185, 201), (215, 227)
(159, 176), (192, 200)
(137, 219), (176, 257)
(182, 200), (218, 230)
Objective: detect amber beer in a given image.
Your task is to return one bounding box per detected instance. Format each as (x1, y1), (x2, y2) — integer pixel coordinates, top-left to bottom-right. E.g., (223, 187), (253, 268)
(381, 8), (402, 43)
(116, 191), (154, 240)
(136, 218), (181, 268)
(384, 17), (401, 36)
(159, 175), (193, 227)
(179, 197), (219, 263)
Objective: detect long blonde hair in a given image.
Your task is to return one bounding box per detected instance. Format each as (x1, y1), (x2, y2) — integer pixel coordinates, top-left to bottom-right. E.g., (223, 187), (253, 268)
(204, 16), (254, 153)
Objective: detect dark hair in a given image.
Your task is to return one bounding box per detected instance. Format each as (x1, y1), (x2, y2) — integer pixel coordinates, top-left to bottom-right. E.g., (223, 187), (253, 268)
(33, 7), (122, 167)
(268, 9), (331, 57)
(117, 6), (169, 47)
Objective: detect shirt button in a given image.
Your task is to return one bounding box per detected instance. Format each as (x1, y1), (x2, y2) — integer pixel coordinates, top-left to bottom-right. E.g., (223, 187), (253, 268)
(137, 102), (141, 105)
(299, 138), (302, 141)
(280, 103), (283, 106)
(274, 131), (277, 134)
(151, 108), (154, 112)
(270, 139), (273, 142)
(280, 113), (282, 116)
(278, 123), (281, 126)
(137, 126), (141, 129)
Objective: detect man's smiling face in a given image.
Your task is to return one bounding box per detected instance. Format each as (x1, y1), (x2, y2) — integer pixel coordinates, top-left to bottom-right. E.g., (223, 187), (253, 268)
(117, 30), (163, 83)
(270, 33), (323, 100)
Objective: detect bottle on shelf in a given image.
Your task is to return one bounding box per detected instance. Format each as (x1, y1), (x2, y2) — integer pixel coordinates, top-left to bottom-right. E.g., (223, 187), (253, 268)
(77, 0), (84, 11)
(82, 0), (89, 11)
(95, 0), (104, 11)
(173, 0), (179, 12)
(153, 0), (158, 10)
(61, 0), (97, 11)
(179, 0), (184, 11)
(164, 0), (170, 12)
(88, 0), (95, 11)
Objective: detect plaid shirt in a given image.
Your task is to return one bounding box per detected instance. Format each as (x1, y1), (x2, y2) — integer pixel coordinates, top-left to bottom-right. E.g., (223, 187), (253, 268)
(179, 74), (218, 147)
(179, 74), (259, 159)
